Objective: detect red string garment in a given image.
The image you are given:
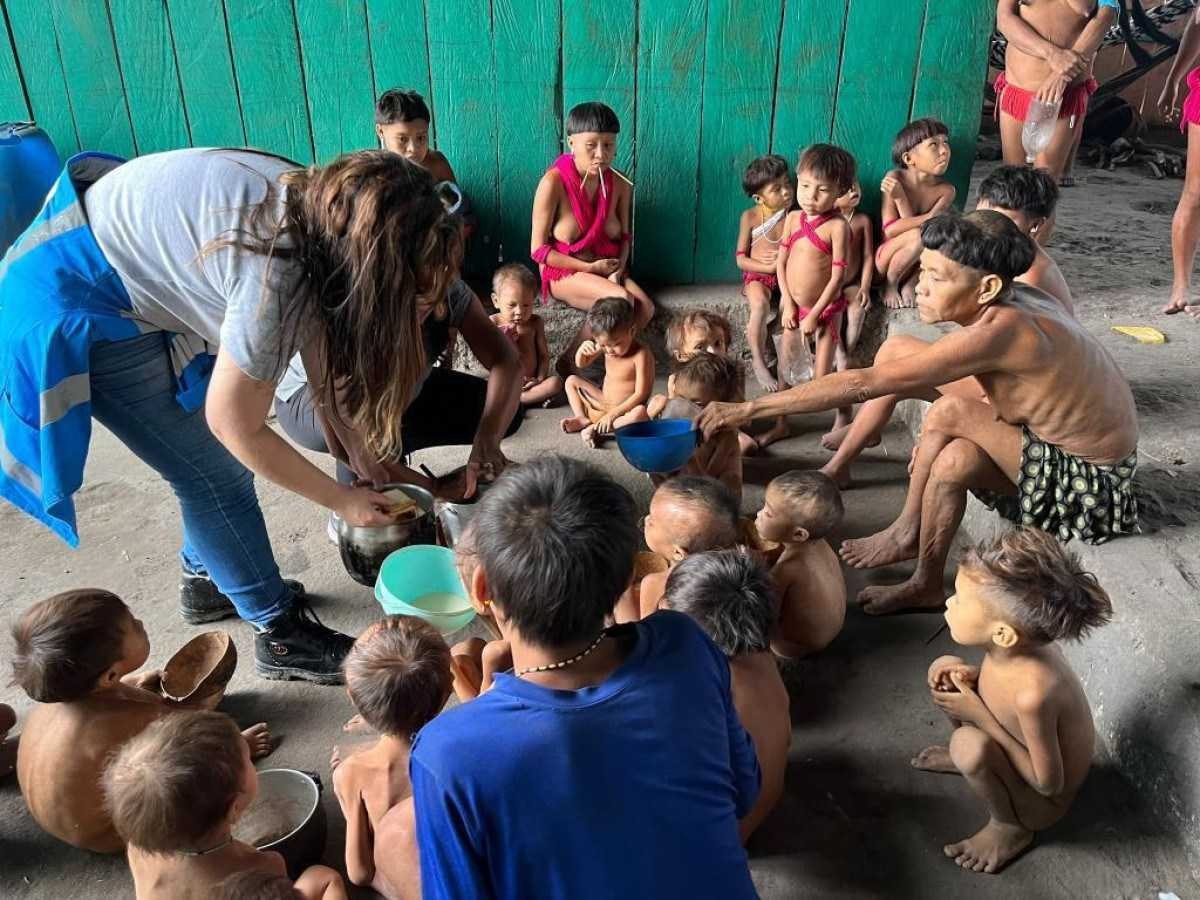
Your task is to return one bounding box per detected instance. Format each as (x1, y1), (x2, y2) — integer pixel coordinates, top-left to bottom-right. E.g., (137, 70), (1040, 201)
(533, 154), (624, 299)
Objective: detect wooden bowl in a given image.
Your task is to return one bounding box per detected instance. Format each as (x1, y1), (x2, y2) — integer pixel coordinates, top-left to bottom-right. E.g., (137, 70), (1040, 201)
(633, 551), (669, 583)
(161, 631), (237, 703)
(739, 518), (783, 566)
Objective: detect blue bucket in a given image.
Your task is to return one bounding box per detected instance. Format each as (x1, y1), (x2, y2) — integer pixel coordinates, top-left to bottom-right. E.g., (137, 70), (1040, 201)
(374, 545), (475, 636)
(614, 418), (700, 473)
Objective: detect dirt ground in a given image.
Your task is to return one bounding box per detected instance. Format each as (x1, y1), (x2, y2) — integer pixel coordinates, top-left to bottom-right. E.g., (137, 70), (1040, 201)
(1, 158), (1199, 898)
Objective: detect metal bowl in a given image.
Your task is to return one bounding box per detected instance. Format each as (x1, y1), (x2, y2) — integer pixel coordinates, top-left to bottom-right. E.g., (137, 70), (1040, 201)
(334, 483), (437, 586)
(235, 768), (326, 879)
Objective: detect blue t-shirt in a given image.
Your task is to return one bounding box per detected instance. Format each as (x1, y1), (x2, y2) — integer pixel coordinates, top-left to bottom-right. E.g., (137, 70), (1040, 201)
(409, 611), (761, 900)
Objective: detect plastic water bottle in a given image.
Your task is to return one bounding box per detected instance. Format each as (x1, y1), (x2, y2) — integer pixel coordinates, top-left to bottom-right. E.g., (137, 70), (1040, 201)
(778, 333), (814, 386)
(1021, 98), (1061, 164)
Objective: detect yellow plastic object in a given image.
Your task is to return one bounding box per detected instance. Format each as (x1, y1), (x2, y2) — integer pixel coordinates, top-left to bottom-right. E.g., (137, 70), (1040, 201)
(1111, 326), (1166, 344)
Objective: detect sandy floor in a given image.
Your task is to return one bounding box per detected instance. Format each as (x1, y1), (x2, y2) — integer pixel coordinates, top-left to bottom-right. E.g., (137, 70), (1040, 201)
(1, 159), (1198, 898)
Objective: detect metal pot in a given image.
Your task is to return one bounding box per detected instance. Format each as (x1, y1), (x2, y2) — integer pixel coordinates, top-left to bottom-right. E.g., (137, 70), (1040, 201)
(434, 476), (493, 549)
(334, 483), (436, 586)
(236, 769), (326, 880)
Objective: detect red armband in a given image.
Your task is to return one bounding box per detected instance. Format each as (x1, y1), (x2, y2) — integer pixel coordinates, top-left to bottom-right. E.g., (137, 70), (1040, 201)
(882, 218), (899, 231)
(735, 249), (746, 257)
(832, 260), (848, 268)
(532, 244), (552, 264)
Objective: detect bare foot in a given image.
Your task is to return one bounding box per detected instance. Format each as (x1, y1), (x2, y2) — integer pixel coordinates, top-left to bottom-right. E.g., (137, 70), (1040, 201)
(911, 745), (959, 774)
(839, 520), (918, 569)
(818, 461), (851, 489)
(752, 361), (779, 393)
(1163, 290), (1190, 315)
(882, 283), (904, 309)
(242, 722), (273, 760)
(561, 415), (590, 434)
(343, 713), (373, 735)
(944, 820), (1034, 874)
(856, 580), (946, 616)
(899, 279), (917, 308)
(582, 426), (600, 449)
(755, 418), (791, 449)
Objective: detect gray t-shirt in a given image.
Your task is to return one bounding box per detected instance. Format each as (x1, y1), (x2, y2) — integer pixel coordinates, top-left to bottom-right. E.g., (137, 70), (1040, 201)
(85, 148), (303, 384)
(275, 279), (477, 402)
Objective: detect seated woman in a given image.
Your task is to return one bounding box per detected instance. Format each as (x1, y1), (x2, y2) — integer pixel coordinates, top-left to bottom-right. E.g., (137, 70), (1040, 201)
(530, 102), (654, 367)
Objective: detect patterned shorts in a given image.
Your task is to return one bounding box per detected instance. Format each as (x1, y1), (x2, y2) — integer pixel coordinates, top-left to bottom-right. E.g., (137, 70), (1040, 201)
(975, 427), (1138, 545)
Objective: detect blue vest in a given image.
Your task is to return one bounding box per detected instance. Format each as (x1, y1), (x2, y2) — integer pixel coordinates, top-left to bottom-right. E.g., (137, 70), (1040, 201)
(0, 153), (214, 546)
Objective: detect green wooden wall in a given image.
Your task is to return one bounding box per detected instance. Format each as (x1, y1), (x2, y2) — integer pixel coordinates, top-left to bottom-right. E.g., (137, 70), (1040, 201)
(0, 0), (992, 283)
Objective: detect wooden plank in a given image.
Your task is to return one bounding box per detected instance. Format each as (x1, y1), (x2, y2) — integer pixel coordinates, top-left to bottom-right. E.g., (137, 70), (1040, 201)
(426, 0), (496, 271)
(561, 0), (637, 175)
(831, 0), (929, 215)
(910, 0), (992, 205)
(108, 0), (190, 154)
(295, 0), (376, 161)
(633, 0), (706, 284)
(771, 0), (847, 159)
(225, 0), (313, 163)
(365, 0), (432, 138)
(4, 0), (77, 154)
(491, 0), (559, 265)
(164, 0), (245, 147)
(0, 10), (30, 123)
(694, 0), (786, 283)
(48, 0), (135, 156)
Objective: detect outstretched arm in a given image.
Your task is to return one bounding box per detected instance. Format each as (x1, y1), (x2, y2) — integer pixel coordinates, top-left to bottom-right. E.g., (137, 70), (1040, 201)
(698, 319), (1009, 437)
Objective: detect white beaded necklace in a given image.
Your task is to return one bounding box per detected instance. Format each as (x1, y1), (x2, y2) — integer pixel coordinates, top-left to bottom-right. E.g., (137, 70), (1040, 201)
(516, 631), (607, 676)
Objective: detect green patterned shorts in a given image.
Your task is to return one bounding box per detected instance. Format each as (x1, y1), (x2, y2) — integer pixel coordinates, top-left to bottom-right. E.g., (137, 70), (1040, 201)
(975, 427), (1138, 545)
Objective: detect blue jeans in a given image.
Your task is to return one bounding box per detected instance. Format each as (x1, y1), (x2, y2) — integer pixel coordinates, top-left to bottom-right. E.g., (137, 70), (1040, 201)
(89, 332), (289, 627)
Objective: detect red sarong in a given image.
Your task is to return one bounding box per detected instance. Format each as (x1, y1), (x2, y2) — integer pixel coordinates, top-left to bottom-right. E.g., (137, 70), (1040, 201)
(1182, 68), (1200, 133)
(993, 72), (1097, 123)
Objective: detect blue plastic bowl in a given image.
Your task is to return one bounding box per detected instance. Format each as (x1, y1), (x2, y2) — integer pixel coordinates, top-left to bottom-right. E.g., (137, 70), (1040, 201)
(374, 545), (475, 636)
(614, 418), (701, 473)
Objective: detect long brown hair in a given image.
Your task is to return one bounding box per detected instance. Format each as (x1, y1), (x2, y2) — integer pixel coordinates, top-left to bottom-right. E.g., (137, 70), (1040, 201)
(208, 150), (462, 458)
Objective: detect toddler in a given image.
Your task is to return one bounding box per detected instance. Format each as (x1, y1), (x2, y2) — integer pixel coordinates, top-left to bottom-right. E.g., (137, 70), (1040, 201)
(652, 352), (745, 500)
(489, 263), (563, 406)
(835, 180), (876, 362)
(914, 529), (1113, 875)
(219, 869), (348, 900)
(877, 117), (955, 308)
(776, 144), (856, 444)
(636, 475), (742, 619)
(734, 154), (793, 391)
(755, 471), (846, 658)
(332, 616), (452, 895)
(448, 522), (512, 702)
(561, 296), (654, 447)
(975, 165), (1072, 312)
(12, 589), (270, 853)
(662, 549), (791, 843)
(103, 710), (305, 899)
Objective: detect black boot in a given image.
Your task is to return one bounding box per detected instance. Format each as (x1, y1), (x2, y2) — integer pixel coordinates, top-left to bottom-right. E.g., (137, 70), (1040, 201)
(179, 572), (306, 625)
(254, 602), (354, 684)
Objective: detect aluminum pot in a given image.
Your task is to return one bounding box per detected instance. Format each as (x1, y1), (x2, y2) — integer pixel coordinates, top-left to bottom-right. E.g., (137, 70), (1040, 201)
(236, 768), (326, 880)
(334, 483), (436, 586)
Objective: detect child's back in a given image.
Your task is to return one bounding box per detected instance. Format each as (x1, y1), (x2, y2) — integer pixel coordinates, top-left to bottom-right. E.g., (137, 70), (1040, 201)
(772, 537), (846, 657)
(335, 616), (452, 892)
(129, 838), (283, 900)
(660, 549), (792, 843)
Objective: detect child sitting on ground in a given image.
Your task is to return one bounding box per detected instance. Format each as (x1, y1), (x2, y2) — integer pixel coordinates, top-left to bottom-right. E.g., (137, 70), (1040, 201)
(877, 117), (955, 308)
(652, 353), (745, 500)
(975, 165), (1073, 312)
(754, 471), (846, 658)
(661, 549), (791, 843)
(447, 521), (512, 702)
(219, 868), (348, 900)
(489, 263), (563, 406)
(633, 475), (742, 620)
(835, 179), (876, 365)
(776, 144), (856, 446)
(734, 154), (793, 392)
(375, 88), (460, 199)
(12, 589), (271, 853)
(103, 710), (316, 899)
(331, 616), (452, 896)
(561, 296), (654, 447)
(913, 529), (1113, 875)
